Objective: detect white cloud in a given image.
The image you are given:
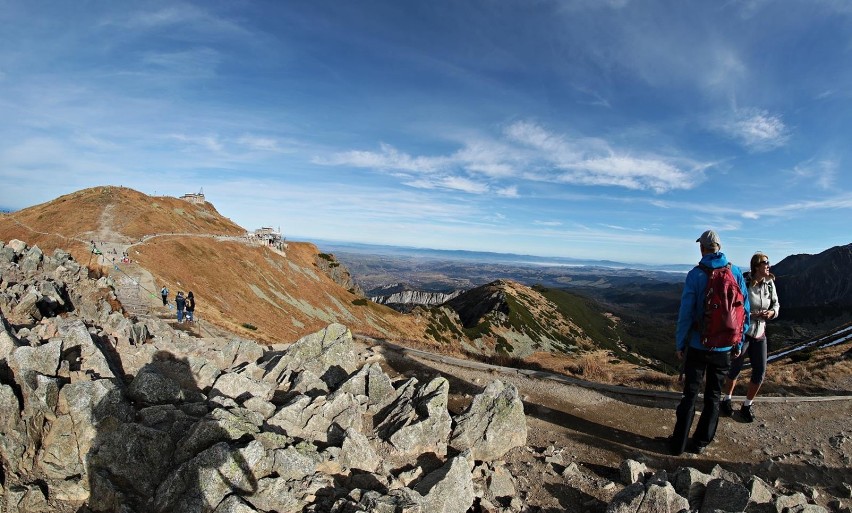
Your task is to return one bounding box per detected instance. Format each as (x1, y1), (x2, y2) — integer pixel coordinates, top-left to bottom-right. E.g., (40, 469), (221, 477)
(316, 143), (447, 173)
(237, 135), (284, 152)
(405, 175), (489, 194)
(722, 109), (789, 151)
(319, 121), (700, 195)
(168, 133), (224, 153)
(791, 158), (837, 190)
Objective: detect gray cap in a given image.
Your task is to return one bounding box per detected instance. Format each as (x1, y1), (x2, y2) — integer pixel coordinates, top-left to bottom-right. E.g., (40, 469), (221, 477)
(696, 230), (721, 249)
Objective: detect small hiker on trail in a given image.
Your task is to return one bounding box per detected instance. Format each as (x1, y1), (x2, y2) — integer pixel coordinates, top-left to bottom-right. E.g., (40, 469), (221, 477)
(186, 291), (196, 323)
(160, 285), (169, 306)
(668, 230), (750, 456)
(175, 291), (186, 323)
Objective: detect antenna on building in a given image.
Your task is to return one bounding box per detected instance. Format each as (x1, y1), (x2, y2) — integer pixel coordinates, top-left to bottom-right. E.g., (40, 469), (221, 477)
(198, 187), (204, 195)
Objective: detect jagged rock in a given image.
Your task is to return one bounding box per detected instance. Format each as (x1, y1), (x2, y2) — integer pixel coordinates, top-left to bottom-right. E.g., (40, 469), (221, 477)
(271, 442), (324, 481)
(340, 427), (380, 472)
(19, 246), (43, 273)
(413, 452), (475, 513)
(103, 310), (134, 342)
(449, 380), (526, 461)
(130, 322), (150, 345)
(243, 396), (276, 419)
(154, 441), (272, 513)
(187, 355), (222, 392)
(267, 391), (364, 445)
(244, 477), (307, 512)
(221, 338), (264, 369)
(210, 372), (275, 403)
(89, 418), (177, 500)
(12, 289), (41, 322)
(174, 408), (262, 464)
(607, 483), (649, 513)
(377, 376), (452, 457)
(58, 318), (115, 378)
(6, 239), (28, 254)
(0, 383), (27, 475)
(128, 368), (183, 404)
(214, 494), (259, 513)
(138, 404), (202, 444)
(747, 475), (775, 505)
(5, 484), (50, 513)
(0, 244), (16, 264)
(640, 481), (689, 513)
(265, 323), (358, 389)
(672, 466), (712, 509)
(485, 463), (516, 500)
(9, 339), (61, 377)
(290, 368), (330, 397)
(775, 493), (813, 513)
(698, 478), (749, 513)
(621, 459), (649, 485)
(0, 313), (20, 360)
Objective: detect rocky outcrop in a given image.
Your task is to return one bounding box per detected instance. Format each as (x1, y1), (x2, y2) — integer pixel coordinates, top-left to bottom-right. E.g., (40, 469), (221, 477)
(0, 239), (529, 513)
(370, 289), (463, 310)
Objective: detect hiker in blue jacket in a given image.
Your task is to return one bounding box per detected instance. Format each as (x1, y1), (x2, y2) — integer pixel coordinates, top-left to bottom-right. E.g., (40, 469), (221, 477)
(669, 230), (750, 456)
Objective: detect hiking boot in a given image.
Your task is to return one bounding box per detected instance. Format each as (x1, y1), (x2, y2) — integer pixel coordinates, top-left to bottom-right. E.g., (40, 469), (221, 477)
(688, 440), (706, 455)
(720, 399), (734, 417)
(740, 404), (755, 423)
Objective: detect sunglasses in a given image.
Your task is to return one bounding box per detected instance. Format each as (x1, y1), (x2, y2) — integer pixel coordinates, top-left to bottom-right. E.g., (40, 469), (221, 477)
(758, 260), (770, 265)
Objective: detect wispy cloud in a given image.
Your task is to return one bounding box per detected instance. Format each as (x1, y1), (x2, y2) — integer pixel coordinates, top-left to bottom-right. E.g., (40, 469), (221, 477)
(791, 158), (837, 189)
(237, 135), (287, 153)
(168, 133), (224, 153)
(721, 108), (790, 152)
(319, 121), (702, 195)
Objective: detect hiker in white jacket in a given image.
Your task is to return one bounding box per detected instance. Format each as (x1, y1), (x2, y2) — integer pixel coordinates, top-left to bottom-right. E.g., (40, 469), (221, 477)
(720, 251), (780, 423)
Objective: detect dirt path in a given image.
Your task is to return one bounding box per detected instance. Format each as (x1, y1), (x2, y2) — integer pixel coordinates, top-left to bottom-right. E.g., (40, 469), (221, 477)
(369, 340), (852, 511)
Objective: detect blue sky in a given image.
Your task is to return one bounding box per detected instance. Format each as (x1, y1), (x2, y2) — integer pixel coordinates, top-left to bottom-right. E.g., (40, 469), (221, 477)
(2, 1), (852, 266)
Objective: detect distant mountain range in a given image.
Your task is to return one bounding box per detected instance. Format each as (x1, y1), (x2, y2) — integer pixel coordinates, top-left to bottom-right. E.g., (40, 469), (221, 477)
(311, 238), (695, 273)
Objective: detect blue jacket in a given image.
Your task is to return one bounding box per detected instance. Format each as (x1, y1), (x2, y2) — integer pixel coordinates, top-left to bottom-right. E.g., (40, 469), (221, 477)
(676, 252), (750, 353)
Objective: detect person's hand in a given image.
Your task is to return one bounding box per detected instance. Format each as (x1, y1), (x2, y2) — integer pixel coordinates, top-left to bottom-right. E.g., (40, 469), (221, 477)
(676, 350), (684, 361)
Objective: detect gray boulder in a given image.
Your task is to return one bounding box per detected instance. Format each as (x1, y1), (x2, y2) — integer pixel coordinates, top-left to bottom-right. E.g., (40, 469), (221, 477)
(128, 368), (184, 404)
(377, 376), (452, 457)
(639, 482), (689, 513)
(210, 372), (275, 403)
(10, 339), (62, 377)
(672, 466), (712, 509)
(413, 452), (475, 513)
(267, 391), (363, 445)
(340, 427), (380, 472)
(699, 478), (749, 513)
(607, 482), (647, 513)
(449, 380), (527, 461)
(264, 323), (358, 389)
(58, 318), (115, 379)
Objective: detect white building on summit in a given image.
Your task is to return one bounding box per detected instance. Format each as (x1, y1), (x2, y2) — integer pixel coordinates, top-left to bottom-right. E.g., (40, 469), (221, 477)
(246, 226), (286, 251)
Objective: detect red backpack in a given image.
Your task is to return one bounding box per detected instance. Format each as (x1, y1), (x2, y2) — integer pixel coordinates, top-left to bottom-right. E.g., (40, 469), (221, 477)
(696, 263), (746, 348)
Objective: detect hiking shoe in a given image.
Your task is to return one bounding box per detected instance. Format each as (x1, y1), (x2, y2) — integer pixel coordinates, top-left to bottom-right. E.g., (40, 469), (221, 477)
(740, 404), (755, 423)
(688, 440), (706, 455)
(720, 399), (734, 417)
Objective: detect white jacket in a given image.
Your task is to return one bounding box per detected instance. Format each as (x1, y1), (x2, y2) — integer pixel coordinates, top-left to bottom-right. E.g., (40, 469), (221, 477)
(746, 273), (779, 338)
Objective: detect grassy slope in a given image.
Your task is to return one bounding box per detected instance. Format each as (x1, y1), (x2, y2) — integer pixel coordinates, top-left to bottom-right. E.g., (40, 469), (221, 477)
(0, 186), (425, 345)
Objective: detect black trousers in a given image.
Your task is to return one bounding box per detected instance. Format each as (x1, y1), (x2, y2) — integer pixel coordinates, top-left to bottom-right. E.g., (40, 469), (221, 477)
(671, 347), (731, 453)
